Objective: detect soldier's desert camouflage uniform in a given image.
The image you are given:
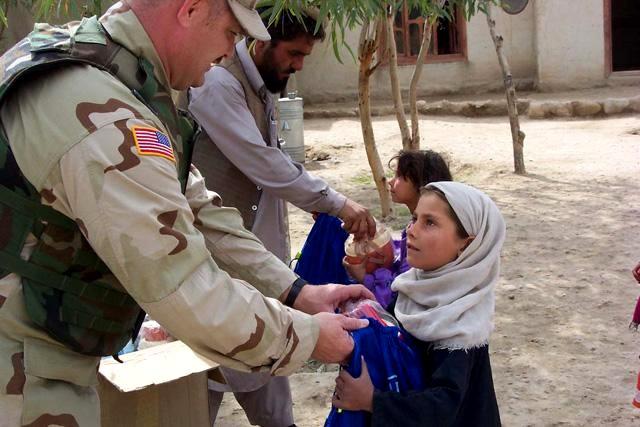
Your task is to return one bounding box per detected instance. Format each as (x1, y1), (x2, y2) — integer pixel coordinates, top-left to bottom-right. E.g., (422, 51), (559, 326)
(0, 3), (319, 426)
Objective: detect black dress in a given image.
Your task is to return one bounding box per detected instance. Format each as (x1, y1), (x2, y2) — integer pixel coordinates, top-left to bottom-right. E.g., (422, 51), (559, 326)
(371, 300), (501, 426)
(371, 344), (501, 427)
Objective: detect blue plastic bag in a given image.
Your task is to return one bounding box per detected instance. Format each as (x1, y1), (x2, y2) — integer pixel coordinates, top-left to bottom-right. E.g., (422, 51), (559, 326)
(294, 213), (352, 284)
(325, 319), (425, 427)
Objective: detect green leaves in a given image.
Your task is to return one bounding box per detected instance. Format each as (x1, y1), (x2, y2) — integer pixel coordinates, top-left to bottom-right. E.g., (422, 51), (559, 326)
(260, 0), (494, 62)
(0, 0), (103, 28)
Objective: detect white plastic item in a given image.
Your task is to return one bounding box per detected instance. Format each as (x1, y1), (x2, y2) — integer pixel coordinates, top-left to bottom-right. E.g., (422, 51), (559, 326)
(136, 319), (176, 351)
(342, 298), (398, 327)
(139, 320), (169, 342)
(344, 221), (392, 261)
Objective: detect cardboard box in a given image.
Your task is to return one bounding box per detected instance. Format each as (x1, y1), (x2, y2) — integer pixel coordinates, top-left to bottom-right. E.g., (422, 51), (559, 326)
(98, 341), (219, 427)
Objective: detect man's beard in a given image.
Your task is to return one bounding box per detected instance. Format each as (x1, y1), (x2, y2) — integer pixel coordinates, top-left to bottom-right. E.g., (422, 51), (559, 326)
(257, 48), (294, 94)
(261, 68), (290, 94)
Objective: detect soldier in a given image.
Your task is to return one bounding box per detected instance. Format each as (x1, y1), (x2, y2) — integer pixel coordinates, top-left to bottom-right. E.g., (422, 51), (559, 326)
(188, 6), (376, 426)
(0, 1), (371, 425)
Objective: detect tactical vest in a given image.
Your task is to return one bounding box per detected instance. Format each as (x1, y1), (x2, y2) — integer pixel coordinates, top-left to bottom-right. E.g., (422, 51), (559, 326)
(191, 49), (269, 230)
(0, 16), (198, 357)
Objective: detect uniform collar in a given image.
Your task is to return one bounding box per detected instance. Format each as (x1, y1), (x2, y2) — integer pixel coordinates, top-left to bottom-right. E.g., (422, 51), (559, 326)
(236, 39), (269, 99)
(100, 1), (171, 92)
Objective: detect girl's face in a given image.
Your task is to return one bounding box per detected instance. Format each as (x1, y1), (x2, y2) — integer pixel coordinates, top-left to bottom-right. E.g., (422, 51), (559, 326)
(389, 172), (419, 208)
(406, 193), (472, 271)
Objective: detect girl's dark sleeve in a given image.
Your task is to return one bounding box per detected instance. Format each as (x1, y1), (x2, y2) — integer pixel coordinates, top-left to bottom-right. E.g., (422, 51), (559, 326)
(371, 347), (490, 427)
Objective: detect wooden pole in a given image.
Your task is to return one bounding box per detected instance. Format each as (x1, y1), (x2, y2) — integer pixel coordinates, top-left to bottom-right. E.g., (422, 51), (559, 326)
(486, 2), (526, 174)
(358, 20), (393, 218)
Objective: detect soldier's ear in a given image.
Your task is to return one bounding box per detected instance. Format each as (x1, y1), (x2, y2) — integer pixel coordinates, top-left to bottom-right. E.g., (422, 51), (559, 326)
(176, 0), (207, 27)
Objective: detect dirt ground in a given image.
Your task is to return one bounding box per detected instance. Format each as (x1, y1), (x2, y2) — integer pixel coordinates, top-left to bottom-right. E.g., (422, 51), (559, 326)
(217, 114), (640, 426)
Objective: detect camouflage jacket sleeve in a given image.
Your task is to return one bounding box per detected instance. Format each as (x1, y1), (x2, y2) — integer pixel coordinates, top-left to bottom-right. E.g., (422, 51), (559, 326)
(1, 67), (318, 375)
(184, 165), (298, 299)
(56, 119), (316, 375)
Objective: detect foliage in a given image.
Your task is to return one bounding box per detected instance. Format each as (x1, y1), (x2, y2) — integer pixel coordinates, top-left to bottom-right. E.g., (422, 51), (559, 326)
(259, 0), (498, 215)
(261, 0), (492, 62)
(0, 0), (103, 27)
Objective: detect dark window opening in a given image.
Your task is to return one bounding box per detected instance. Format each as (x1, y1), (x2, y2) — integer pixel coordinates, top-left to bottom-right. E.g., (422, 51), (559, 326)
(435, 15), (459, 55)
(390, 1), (466, 65)
(611, 0), (640, 71)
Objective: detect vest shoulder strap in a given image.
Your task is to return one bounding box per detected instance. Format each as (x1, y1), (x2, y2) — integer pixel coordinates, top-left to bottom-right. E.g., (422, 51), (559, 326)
(191, 49), (276, 229)
(218, 54), (269, 142)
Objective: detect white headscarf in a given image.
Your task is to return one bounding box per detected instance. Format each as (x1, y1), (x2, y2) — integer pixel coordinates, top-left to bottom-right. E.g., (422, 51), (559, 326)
(391, 182), (506, 350)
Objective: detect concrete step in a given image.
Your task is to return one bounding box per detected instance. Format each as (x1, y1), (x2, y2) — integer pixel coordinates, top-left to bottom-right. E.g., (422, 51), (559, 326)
(303, 86), (640, 119)
(305, 95), (640, 119)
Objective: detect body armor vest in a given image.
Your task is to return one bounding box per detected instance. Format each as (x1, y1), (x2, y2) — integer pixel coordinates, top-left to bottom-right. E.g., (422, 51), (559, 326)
(0, 16), (198, 357)
(191, 50), (268, 230)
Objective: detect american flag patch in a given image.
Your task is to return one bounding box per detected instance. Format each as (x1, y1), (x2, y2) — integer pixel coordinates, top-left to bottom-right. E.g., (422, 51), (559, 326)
(132, 126), (175, 163)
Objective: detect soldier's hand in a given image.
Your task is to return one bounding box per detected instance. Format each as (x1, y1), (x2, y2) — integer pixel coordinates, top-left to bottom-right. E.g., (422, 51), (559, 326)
(338, 199), (376, 240)
(294, 284), (375, 315)
(311, 313), (368, 363)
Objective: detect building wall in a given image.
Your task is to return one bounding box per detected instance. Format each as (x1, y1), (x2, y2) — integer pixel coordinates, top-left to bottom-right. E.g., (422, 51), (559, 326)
(4, 1), (631, 103)
(296, 4), (537, 104)
(534, 0), (606, 90)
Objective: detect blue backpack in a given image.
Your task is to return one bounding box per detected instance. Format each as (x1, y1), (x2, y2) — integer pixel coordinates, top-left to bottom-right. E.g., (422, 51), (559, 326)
(294, 213), (353, 285)
(325, 319), (425, 426)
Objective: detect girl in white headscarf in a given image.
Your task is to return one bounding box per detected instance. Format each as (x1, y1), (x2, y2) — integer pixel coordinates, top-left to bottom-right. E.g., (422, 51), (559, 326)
(333, 182), (506, 427)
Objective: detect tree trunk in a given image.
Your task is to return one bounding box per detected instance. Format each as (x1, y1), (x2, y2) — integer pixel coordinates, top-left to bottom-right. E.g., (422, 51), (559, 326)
(358, 21), (393, 218)
(385, 11), (411, 150)
(408, 17), (434, 150)
(486, 3), (526, 174)
(408, 0), (445, 150)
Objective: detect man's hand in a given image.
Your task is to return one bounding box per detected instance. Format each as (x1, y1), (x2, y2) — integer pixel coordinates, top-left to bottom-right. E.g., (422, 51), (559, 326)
(311, 313), (368, 363)
(339, 199), (376, 240)
(332, 357), (374, 412)
(293, 283), (375, 315)
(633, 262), (640, 283)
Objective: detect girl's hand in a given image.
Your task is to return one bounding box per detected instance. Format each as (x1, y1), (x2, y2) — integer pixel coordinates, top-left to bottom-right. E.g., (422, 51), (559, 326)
(332, 357), (374, 412)
(343, 256), (367, 283)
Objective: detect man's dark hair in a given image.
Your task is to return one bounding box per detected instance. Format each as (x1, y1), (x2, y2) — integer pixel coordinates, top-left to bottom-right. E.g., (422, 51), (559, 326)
(389, 150), (453, 192)
(256, 7), (326, 44)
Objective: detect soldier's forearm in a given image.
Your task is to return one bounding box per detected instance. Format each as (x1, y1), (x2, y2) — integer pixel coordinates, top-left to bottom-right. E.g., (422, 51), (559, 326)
(204, 228), (297, 299)
(185, 167), (296, 298)
(140, 258), (319, 375)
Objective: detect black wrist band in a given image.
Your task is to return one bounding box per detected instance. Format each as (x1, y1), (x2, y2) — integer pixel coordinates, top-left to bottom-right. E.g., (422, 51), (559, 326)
(284, 277), (307, 308)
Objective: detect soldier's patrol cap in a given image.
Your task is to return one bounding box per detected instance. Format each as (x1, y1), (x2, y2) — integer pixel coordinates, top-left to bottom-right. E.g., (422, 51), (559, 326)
(227, 0), (271, 41)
